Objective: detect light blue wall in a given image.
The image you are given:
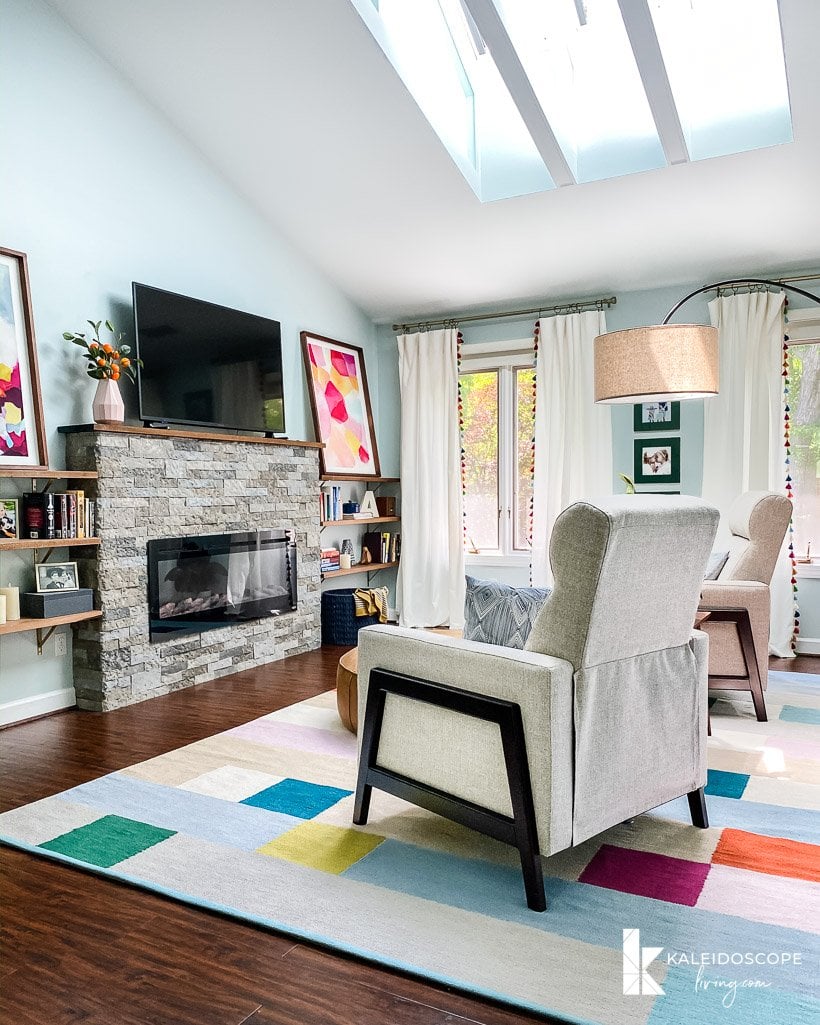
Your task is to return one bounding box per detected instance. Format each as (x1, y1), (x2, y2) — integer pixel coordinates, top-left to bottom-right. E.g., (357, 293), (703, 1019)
(0, 0), (378, 716)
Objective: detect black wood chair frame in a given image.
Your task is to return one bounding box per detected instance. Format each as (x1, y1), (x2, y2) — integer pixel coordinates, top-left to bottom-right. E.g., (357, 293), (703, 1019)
(353, 667), (547, 912)
(700, 606), (767, 722)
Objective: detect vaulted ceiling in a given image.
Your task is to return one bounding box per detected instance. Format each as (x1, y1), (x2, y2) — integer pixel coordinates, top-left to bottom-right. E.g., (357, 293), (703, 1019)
(49, 0), (820, 320)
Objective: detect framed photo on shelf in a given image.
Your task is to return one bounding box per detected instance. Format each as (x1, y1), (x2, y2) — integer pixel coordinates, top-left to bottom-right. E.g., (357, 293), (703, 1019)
(35, 561), (79, 593)
(301, 331), (381, 478)
(633, 400), (680, 432)
(0, 497), (18, 539)
(0, 247), (48, 470)
(633, 436), (681, 485)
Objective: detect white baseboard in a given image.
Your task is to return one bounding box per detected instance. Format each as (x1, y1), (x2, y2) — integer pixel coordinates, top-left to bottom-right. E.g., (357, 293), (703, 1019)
(795, 637), (820, 656)
(0, 687), (76, 727)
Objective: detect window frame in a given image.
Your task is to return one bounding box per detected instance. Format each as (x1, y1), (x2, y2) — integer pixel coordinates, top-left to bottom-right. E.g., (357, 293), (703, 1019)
(460, 339), (535, 564)
(785, 320), (820, 573)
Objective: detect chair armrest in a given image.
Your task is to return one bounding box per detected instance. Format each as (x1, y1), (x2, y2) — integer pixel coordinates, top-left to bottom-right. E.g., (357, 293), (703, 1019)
(699, 579), (769, 612)
(356, 625), (575, 855)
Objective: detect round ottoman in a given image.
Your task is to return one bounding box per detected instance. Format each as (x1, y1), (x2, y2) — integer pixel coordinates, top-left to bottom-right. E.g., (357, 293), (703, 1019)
(336, 647), (358, 734)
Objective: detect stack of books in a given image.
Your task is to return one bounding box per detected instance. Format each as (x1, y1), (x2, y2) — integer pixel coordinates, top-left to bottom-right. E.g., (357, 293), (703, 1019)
(22, 490), (97, 541)
(321, 547), (340, 573)
(321, 486), (343, 522)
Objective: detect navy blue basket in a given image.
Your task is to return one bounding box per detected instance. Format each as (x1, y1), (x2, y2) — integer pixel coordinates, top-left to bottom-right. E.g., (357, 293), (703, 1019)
(321, 587), (380, 646)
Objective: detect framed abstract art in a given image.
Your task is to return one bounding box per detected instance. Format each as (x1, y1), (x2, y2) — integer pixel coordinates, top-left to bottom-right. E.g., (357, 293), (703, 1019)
(301, 331), (381, 477)
(0, 247), (48, 470)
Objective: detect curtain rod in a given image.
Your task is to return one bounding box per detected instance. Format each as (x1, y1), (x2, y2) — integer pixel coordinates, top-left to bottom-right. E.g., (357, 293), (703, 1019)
(392, 295), (616, 334)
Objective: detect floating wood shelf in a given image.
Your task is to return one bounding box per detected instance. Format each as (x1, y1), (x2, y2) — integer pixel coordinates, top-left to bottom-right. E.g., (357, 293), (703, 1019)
(0, 537), (101, 552)
(322, 561), (399, 579)
(0, 609), (102, 638)
(0, 468), (98, 480)
(320, 475), (400, 483)
(59, 423), (322, 450)
(320, 516), (400, 528)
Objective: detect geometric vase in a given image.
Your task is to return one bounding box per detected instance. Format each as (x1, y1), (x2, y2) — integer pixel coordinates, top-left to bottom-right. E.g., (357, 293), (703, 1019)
(91, 378), (125, 424)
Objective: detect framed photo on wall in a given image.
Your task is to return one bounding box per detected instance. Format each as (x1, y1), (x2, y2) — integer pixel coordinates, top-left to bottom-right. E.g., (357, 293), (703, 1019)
(301, 331), (381, 477)
(633, 400), (680, 432)
(633, 436), (681, 485)
(0, 497), (18, 539)
(0, 247), (48, 470)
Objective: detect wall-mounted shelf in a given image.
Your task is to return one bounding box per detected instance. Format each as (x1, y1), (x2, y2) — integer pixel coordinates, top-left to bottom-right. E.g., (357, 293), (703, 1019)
(0, 538), (101, 552)
(320, 475), (400, 483)
(0, 609), (102, 655)
(322, 561), (398, 579)
(0, 468), (98, 480)
(320, 516), (400, 528)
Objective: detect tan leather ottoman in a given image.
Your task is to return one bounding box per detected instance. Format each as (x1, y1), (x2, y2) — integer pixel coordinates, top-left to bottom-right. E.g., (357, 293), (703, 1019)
(336, 647), (359, 734)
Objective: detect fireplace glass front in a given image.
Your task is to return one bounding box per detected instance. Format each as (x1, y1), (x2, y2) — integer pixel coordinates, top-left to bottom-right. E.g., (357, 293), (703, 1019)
(147, 529), (296, 641)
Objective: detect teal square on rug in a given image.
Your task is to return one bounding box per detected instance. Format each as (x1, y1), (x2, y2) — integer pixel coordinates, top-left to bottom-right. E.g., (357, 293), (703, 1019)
(39, 814), (176, 868)
(241, 777), (351, 818)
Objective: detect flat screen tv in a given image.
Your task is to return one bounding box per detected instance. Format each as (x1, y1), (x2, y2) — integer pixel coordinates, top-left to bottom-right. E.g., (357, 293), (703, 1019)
(133, 283), (285, 435)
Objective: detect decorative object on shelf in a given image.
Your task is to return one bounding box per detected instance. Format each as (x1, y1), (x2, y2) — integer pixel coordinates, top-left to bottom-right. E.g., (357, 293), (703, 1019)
(0, 584), (20, 620)
(359, 490), (379, 517)
(0, 594), (5, 624)
(63, 319), (143, 425)
(301, 331), (381, 477)
(375, 496), (396, 517)
(341, 502), (359, 518)
(633, 401), (680, 432)
(633, 437), (681, 485)
(0, 247), (48, 470)
(340, 538), (355, 569)
(21, 587), (94, 618)
(35, 560), (79, 593)
(0, 497), (18, 539)
(339, 553), (352, 571)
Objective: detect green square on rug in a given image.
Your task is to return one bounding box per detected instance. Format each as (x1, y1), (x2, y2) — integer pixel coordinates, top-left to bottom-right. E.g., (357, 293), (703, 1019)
(39, 814), (175, 868)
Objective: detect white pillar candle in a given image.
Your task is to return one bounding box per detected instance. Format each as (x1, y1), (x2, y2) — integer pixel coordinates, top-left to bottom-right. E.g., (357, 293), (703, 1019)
(0, 594), (6, 625)
(0, 585), (20, 621)
(339, 553), (352, 570)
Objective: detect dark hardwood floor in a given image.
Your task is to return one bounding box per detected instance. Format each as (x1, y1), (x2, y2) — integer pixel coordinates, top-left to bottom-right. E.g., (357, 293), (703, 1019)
(0, 647), (547, 1025)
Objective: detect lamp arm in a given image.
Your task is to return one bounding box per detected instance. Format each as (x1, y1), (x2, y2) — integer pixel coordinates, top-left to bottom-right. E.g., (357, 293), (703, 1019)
(662, 278), (820, 324)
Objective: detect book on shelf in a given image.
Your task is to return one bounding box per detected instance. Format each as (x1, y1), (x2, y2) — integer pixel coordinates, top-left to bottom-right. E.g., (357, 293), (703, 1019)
(21, 491), (97, 541)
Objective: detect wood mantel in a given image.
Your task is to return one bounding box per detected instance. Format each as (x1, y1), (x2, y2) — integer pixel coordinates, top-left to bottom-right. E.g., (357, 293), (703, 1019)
(58, 423), (323, 450)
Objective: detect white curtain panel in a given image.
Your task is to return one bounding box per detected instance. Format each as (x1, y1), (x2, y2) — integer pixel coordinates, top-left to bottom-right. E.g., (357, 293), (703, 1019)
(531, 310), (611, 587)
(396, 328), (465, 628)
(703, 290), (793, 656)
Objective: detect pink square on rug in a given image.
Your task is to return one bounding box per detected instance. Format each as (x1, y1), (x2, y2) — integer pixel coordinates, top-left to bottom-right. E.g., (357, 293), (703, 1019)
(578, 844), (711, 906)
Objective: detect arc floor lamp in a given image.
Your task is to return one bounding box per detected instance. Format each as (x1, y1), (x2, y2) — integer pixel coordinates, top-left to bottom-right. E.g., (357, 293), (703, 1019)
(594, 277), (820, 404)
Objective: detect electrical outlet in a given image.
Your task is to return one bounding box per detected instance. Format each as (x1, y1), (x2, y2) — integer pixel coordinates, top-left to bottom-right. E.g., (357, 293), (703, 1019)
(54, 632), (68, 657)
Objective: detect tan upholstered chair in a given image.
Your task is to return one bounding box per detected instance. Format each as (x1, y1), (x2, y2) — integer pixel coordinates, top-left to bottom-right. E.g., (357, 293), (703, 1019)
(698, 491), (792, 722)
(354, 496), (719, 910)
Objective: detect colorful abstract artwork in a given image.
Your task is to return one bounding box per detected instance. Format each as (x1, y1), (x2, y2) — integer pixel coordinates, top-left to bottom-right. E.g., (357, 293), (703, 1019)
(301, 332), (380, 477)
(0, 249), (46, 468)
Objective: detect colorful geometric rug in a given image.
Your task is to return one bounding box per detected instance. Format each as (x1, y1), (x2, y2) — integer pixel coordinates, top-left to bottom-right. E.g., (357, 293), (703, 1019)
(1, 671), (818, 1024)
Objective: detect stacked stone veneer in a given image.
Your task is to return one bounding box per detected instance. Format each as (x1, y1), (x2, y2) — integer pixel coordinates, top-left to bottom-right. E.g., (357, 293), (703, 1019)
(64, 429), (321, 711)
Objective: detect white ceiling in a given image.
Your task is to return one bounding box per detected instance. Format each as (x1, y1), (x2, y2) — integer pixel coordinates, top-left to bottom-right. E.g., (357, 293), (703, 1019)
(49, 0), (820, 321)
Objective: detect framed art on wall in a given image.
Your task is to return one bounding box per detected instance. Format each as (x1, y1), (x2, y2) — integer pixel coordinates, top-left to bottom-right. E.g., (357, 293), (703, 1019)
(0, 247), (48, 470)
(301, 331), (381, 477)
(633, 400), (680, 432)
(633, 436), (681, 485)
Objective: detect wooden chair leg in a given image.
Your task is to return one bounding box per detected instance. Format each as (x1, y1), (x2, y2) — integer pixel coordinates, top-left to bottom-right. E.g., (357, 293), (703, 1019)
(687, 787), (709, 829)
(736, 611), (767, 722)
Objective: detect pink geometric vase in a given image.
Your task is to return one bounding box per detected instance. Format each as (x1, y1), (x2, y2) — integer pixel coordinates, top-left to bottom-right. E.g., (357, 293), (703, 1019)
(92, 378), (125, 424)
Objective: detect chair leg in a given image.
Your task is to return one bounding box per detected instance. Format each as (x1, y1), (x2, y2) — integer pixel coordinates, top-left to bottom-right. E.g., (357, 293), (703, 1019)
(736, 611), (767, 722)
(687, 787), (709, 829)
(352, 679), (387, 826)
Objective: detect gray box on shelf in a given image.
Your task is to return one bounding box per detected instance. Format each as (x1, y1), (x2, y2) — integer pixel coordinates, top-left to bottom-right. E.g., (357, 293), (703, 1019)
(20, 588), (95, 618)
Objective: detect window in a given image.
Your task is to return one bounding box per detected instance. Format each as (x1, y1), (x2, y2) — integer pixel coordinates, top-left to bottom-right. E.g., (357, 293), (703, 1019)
(460, 345), (535, 558)
(787, 341), (820, 563)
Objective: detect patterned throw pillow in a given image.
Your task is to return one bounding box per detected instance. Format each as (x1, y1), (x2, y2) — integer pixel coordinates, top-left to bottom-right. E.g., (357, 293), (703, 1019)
(463, 575), (551, 649)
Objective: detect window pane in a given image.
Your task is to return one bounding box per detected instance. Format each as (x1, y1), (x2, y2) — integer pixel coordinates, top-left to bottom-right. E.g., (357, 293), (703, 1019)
(789, 343), (820, 563)
(460, 370), (499, 550)
(515, 368), (535, 550)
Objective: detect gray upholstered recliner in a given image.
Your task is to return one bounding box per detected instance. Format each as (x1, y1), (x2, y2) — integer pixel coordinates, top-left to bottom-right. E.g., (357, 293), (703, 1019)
(354, 496), (719, 910)
(698, 491), (792, 722)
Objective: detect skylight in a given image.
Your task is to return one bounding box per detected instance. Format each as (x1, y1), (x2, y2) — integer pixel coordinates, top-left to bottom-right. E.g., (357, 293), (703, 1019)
(352, 0), (792, 202)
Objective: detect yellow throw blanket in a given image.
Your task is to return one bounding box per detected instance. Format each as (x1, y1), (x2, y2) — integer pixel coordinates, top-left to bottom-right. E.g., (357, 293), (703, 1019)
(353, 586), (389, 623)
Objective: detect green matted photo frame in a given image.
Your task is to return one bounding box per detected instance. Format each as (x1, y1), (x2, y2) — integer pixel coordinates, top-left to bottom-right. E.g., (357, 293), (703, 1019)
(633, 436), (681, 485)
(633, 400), (680, 432)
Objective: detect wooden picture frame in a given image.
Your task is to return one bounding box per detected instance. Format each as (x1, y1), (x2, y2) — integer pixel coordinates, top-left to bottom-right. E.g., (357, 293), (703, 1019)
(633, 400), (680, 432)
(0, 247), (48, 470)
(0, 497), (19, 539)
(633, 436), (681, 485)
(301, 331), (381, 478)
(36, 561), (79, 593)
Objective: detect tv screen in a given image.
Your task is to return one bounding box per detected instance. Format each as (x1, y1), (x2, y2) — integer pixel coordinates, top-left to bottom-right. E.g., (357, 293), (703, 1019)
(133, 283), (285, 435)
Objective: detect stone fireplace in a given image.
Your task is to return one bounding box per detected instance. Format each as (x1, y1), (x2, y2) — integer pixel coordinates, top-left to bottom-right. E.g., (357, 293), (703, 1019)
(62, 425), (321, 711)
